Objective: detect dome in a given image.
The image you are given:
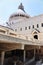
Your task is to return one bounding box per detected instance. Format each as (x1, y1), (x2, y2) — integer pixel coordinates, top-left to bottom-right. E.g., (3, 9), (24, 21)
(10, 3), (30, 19)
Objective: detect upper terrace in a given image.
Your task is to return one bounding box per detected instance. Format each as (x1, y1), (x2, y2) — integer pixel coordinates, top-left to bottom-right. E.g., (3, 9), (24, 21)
(0, 25), (43, 52)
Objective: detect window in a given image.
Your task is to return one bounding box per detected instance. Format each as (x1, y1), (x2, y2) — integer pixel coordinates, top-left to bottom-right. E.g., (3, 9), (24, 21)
(29, 26), (30, 29)
(12, 22), (14, 24)
(15, 29), (17, 32)
(34, 35), (38, 39)
(25, 27), (27, 30)
(41, 23), (43, 27)
(37, 24), (39, 28)
(10, 33), (17, 36)
(33, 25), (34, 28)
(0, 30), (5, 33)
(20, 28), (22, 31)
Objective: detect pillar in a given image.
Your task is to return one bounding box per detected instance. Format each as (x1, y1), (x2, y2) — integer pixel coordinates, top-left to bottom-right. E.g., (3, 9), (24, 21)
(14, 61), (16, 65)
(22, 44), (24, 49)
(1, 51), (5, 65)
(23, 50), (26, 62)
(34, 48), (35, 60)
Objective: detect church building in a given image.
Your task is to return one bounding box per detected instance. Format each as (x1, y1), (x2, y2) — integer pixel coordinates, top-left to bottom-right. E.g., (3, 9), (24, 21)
(0, 3), (43, 65)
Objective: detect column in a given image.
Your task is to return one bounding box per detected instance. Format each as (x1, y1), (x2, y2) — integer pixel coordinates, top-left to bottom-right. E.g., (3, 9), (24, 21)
(14, 61), (16, 65)
(23, 50), (26, 62)
(22, 44), (24, 49)
(34, 49), (35, 60)
(1, 51), (5, 65)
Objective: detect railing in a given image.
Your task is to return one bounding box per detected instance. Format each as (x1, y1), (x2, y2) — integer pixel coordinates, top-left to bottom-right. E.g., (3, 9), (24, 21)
(0, 31), (43, 45)
(0, 32), (31, 42)
(0, 33), (32, 45)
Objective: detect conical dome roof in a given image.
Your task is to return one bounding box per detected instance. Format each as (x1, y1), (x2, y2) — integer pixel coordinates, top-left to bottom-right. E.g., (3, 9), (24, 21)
(10, 3), (30, 19)
(18, 3), (25, 12)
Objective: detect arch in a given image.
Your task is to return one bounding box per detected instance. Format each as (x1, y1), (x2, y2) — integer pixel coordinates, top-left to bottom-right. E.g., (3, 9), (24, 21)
(32, 29), (40, 34)
(32, 29), (40, 40)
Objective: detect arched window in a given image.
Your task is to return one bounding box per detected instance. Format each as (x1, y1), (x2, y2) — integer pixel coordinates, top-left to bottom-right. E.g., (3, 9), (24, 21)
(0, 30), (5, 33)
(34, 35), (38, 39)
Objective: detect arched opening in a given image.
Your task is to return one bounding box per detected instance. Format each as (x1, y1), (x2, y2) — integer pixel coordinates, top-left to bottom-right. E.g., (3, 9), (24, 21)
(34, 35), (38, 39)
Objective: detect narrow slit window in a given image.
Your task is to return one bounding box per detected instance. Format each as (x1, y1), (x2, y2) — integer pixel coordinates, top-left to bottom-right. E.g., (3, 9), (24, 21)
(41, 23), (43, 27)
(25, 27), (27, 30)
(33, 25), (34, 28)
(15, 29), (17, 32)
(37, 24), (39, 28)
(20, 28), (22, 31)
(29, 26), (30, 29)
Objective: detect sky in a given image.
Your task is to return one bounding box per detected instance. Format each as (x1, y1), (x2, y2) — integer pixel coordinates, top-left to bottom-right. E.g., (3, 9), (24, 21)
(0, 0), (43, 25)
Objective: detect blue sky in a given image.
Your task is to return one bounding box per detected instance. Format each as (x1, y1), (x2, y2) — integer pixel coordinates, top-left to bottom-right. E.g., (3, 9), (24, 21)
(0, 0), (43, 25)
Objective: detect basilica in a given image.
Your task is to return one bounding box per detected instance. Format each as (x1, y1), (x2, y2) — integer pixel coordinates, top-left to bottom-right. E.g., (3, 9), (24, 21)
(0, 3), (43, 65)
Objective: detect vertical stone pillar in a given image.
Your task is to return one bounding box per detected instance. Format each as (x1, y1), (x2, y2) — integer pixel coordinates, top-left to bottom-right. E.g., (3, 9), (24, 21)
(23, 50), (26, 62)
(34, 49), (35, 59)
(1, 51), (5, 65)
(14, 61), (16, 65)
(22, 44), (24, 49)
